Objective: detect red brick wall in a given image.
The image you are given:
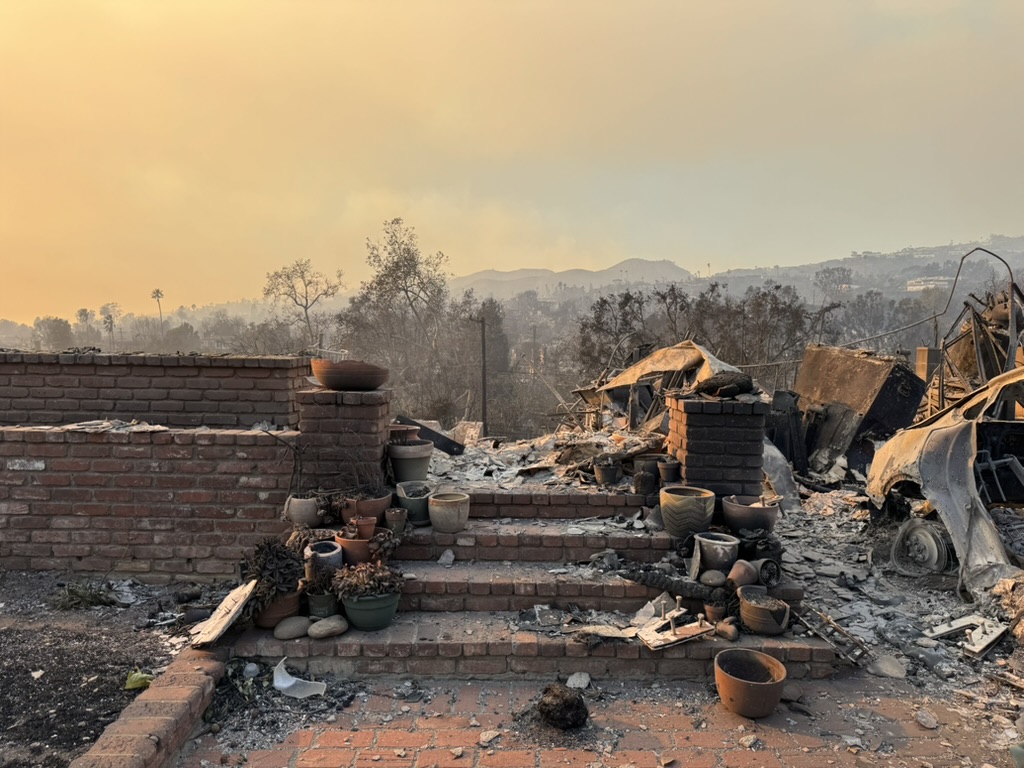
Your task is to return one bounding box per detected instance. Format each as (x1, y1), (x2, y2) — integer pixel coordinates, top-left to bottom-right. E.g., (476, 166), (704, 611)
(665, 396), (767, 498)
(0, 352), (311, 429)
(0, 427), (295, 581)
(0, 386), (394, 581)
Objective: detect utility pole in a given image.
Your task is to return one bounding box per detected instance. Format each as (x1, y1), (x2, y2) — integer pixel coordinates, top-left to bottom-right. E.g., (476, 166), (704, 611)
(480, 315), (487, 437)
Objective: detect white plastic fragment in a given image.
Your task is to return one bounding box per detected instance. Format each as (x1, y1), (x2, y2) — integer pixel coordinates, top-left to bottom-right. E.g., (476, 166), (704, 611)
(273, 657), (326, 699)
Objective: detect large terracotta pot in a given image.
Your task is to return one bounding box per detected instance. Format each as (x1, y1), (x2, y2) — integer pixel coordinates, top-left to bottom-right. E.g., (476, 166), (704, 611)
(659, 486), (714, 539)
(428, 492), (470, 534)
(254, 590), (301, 629)
(335, 536), (371, 565)
(714, 649), (787, 718)
(310, 359), (388, 391)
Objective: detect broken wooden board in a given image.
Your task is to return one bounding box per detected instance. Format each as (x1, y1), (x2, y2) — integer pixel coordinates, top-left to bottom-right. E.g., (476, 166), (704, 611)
(637, 611), (716, 650)
(562, 624), (639, 641)
(190, 580), (257, 647)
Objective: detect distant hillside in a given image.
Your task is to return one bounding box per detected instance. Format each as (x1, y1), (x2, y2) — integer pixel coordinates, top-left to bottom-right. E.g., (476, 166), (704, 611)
(449, 236), (1024, 303)
(450, 258), (693, 299)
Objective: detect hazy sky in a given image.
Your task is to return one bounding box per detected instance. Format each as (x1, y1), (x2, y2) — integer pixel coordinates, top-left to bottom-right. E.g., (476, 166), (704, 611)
(2, 1), (1023, 324)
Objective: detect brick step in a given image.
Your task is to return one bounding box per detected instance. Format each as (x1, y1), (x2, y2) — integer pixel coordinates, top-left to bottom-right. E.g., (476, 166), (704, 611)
(229, 610), (836, 681)
(460, 491), (659, 520)
(394, 561), (805, 615)
(394, 519), (671, 564)
(395, 561), (662, 614)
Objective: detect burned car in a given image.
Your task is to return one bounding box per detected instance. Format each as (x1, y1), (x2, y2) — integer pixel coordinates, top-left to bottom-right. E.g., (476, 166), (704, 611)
(867, 368), (1024, 599)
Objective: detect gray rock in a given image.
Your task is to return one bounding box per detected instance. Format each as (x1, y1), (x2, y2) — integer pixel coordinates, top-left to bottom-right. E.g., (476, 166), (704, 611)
(866, 654), (907, 679)
(699, 570), (727, 587)
(307, 614), (349, 639)
(438, 549), (456, 567)
(915, 709), (940, 730)
(274, 616), (312, 640)
(566, 672), (590, 689)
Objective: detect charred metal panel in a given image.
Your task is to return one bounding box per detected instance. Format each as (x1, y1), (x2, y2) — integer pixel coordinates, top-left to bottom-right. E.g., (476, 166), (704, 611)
(794, 345), (927, 472)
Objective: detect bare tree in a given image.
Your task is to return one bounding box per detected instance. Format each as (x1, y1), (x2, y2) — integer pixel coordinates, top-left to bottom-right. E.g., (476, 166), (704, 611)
(263, 259), (343, 350)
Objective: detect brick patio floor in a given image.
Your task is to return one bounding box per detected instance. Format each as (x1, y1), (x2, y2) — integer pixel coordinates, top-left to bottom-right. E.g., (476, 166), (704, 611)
(174, 672), (1010, 768)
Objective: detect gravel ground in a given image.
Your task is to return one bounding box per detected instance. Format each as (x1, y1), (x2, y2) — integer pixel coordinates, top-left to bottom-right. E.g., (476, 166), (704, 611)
(0, 571), (208, 768)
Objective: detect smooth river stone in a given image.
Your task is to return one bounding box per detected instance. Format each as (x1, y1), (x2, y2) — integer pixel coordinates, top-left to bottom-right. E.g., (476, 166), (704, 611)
(307, 614), (349, 639)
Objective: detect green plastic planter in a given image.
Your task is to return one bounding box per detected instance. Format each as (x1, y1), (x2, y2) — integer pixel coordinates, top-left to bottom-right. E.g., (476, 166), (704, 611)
(341, 592), (400, 631)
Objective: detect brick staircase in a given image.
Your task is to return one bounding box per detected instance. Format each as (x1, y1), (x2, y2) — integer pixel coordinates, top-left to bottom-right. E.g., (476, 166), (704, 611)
(228, 493), (837, 682)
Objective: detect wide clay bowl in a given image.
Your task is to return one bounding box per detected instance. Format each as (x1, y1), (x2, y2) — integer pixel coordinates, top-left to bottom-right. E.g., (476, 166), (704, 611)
(311, 359), (389, 391)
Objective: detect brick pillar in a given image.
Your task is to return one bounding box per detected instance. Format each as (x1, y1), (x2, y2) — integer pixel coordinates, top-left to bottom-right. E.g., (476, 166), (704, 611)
(297, 389), (391, 491)
(664, 397), (768, 499)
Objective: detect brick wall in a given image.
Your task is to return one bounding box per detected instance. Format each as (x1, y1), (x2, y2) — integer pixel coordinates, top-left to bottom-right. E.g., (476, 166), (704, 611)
(0, 352), (311, 429)
(297, 389), (390, 490)
(0, 385), (393, 580)
(0, 427), (296, 580)
(664, 396), (768, 499)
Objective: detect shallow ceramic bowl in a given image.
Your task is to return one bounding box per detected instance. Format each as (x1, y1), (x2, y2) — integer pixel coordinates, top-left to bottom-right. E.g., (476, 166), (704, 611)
(311, 359), (388, 391)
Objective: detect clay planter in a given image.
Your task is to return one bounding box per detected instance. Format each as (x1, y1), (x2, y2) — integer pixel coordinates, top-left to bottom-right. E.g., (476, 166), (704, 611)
(356, 493), (391, 522)
(352, 516), (377, 539)
(384, 507), (408, 533)
(693, 532), (741, 572)
(305, 540), (345, 572)
(657, 458), (682, 484)
(727, 559), (758, 587)
(335, 536), (371, 565)
(388, 424), (420, 445)
(704, 604), (727, 623)
(714, 648), (787, 719)
(722, 495), (780, 534)
(310, 358), (388, 391)
(737, 585), (791, 635)
(283, 496), (320, 527)
(659, 486), (714, 539)
(428, 492), (471, 534)
(254, 590), (302, 629)
(307, 592), (338, 619)
(341, 593), (400, 631)
(396, 481), (434, 527)
(388, 440), (433, 483)
(594, 463), (622, 486)
(634, 453), (668, 476)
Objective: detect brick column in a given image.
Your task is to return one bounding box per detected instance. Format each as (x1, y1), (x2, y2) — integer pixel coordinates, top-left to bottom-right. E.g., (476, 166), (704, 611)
(297, 388), (391, 491)
(664, 397), (768, 499)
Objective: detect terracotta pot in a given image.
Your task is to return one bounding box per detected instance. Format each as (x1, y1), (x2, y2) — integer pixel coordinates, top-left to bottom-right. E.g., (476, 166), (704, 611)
(283, 496), (320, 527)
(306, 592), (338, 619)
(736, 585), (791, 636)
(304, 540), (345, 570)
(727, 559), (758, 587)
(749, 558), (782, 588)
(310, 359), (388, 391)
(694, 532), (741, 572)
(659, 486), (714, 539)
(356, 493), (392, 523)
(385, 507), (408, 533)
(353, 516), (377, 539)
(658, 459), (682, 484)
(704, 604), (727, 623)
(715, 648), (787, 718)
(254, 590), (301, 629)
(388, 424), (420, 445)
(335, 536), (371, 565)
(428, 492), (470, 534)
(396, 481), (434, 527)
(594, 463), (622, 486)
(722, 495), (780, 534)
(388, 440), (433, 483)
(634, 453), (668, 476)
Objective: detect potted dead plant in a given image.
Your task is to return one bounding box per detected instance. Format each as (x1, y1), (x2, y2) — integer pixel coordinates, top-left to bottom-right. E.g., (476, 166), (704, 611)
(305, 558), (339, 619)
(242, 537), (305, 629)
(332, 561), (405, 631)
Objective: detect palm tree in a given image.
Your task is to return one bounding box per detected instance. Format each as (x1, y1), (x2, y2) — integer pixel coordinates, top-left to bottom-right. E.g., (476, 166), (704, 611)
(151, 289), (164, 337)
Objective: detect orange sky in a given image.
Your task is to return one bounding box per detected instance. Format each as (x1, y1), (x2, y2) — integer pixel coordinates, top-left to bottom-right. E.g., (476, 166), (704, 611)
(2, 1), (1023, 324)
